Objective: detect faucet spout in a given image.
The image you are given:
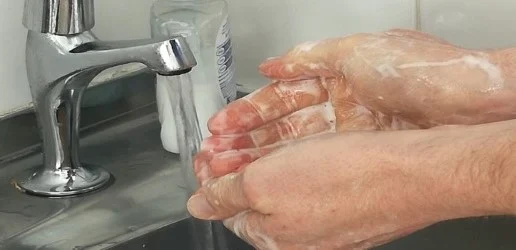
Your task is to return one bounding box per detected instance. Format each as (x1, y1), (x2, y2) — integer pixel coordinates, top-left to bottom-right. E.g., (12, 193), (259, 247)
(13, 29), (196, 197)
(72, 37), (196, 76)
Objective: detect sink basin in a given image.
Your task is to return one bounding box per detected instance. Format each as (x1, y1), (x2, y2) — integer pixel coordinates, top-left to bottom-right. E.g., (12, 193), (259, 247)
(1, 72), (516, 249)
(105, 216), (516, 250)
(377, 216), (516, 250)
(1, 110), (516, 250)
(106, 218), (253, 250)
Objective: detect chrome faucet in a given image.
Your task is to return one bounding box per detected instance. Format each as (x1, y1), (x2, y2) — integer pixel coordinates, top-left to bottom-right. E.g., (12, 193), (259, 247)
(13, 0), (196, 197)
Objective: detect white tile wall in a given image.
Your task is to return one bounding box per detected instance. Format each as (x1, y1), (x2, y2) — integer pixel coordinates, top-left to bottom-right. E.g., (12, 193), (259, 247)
(0, 1), (31, 116)
(94, 0), (154, 40)
(7, 0), (516, 116)
(227, 0), (417, 92)
(420, 0), (516, 49)
(0, 0), (416, 116)
(0, 0), (154, 116)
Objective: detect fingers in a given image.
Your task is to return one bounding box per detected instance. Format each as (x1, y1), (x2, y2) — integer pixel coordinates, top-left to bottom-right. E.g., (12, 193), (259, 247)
(259, 34), (373, 81)
(208, 78), (331, 135)
(201, 101), (336, 177)
(209, 143), (284, 178)
(259, 38), (349, 81)
(334, 104), (380, 132)
(204, 102), (337, 151)
(187, 172), (248, 220)
(224, 211), (279, 250)
(193, 151), (214, 185)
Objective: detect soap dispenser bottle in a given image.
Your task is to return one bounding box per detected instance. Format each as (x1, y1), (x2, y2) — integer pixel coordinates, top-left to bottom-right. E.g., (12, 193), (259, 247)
(151, 0), (238, 153)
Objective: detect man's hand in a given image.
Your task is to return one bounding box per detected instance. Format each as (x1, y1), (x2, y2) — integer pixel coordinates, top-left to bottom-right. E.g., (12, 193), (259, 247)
(194, 29), (516, 182)
(188, 122), (516, 249)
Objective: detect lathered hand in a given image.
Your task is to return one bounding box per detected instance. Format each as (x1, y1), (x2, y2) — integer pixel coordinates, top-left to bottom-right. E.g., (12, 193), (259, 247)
(188, 122), (516, 249)
(195, 29), (516, 181)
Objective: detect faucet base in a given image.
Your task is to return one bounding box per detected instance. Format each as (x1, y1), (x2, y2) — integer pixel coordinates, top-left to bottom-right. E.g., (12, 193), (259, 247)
(12, 164), (111, 197)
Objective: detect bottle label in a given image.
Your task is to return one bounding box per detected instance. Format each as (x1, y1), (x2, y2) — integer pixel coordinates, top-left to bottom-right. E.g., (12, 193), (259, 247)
(216, 16), (237, 103)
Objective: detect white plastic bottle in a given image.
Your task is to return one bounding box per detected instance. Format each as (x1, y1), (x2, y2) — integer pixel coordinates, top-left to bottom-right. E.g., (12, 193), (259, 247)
(151, 0), (238, 153)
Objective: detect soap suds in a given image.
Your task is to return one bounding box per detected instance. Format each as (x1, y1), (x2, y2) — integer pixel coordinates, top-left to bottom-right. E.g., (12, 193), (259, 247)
(323, 102), (337, 132)
(308, 63), (323, 70)
(294, 80), (325, 98)
(275, 79), (325, 111)
(244, 96), (279, 124)
(352, 46), (403, 79)
(252, 231), (280, 250)
(353, 105), (373, 116)
(285, 64), (295, 72)
(223, 211), (279, 250)
(398, 55), (504, 90)
(296, 41), (319, 53)
(361, 38), (388, 49)
(376, 64), (401, 78)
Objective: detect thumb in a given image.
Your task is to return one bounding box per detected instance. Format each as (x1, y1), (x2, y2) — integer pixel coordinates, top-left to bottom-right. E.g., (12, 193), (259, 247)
(187, 172), (249, 220)
(259, 37), (347, 81)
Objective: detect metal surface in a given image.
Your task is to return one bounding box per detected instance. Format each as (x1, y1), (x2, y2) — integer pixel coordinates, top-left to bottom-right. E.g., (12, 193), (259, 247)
(0, 72), (157, 165)
(106, 218), (253, 250)
(23, 0), (95, 35)
(0, 89), (251, 249)
(15, 1), (197, 197)
(13, 164), (112, 197)
(106, 216), (516, 250)
(0, 113), (191, 249)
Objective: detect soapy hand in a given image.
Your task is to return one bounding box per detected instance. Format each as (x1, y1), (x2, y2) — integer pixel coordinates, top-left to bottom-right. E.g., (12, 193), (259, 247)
(190, 133), (430, 250)
(194, 29), (516, 181)
(188, 128), (507, 249)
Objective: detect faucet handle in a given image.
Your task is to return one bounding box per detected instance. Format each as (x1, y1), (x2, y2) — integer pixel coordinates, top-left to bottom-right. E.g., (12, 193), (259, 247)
(23, 0), (95, 35)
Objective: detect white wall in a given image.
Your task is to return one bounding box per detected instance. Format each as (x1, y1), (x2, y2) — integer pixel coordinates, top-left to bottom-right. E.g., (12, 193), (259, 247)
(3, 0), (516, 116)
(0, 0), (417, 116)
(0, 0), (154, 116)
(227, 0), (417, 92)
(420, 0), (516, 49)
(0, 1), (31, 116)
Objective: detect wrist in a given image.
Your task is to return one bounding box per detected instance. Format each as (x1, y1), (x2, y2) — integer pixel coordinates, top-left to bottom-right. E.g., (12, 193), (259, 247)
(471, 50), (516, 123)
(491, 49), (516, 99)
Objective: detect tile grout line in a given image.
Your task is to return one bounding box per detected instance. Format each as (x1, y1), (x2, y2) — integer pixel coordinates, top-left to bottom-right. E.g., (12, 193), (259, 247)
(415, 0), (422, 31)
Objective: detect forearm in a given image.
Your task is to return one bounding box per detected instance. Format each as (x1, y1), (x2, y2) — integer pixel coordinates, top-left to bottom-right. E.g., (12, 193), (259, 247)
(411, 120), (516, 219)
(324, 120), (516, 226)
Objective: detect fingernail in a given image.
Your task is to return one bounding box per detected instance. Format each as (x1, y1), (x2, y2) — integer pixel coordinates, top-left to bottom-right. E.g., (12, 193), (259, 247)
(187, 194), (216, 219)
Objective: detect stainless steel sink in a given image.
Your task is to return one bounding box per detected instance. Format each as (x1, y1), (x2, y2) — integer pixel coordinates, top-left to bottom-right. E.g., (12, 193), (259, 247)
(377, 216), (516, 250)
(102, 216), (516, 250)
(0, 72), (254, 249)
(106, 218), (253, 250)
(1, 73), (516, 250)
(101, 215), (516, 250)
(0, 112), (191, 249)
(1, 113), (516, 249)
